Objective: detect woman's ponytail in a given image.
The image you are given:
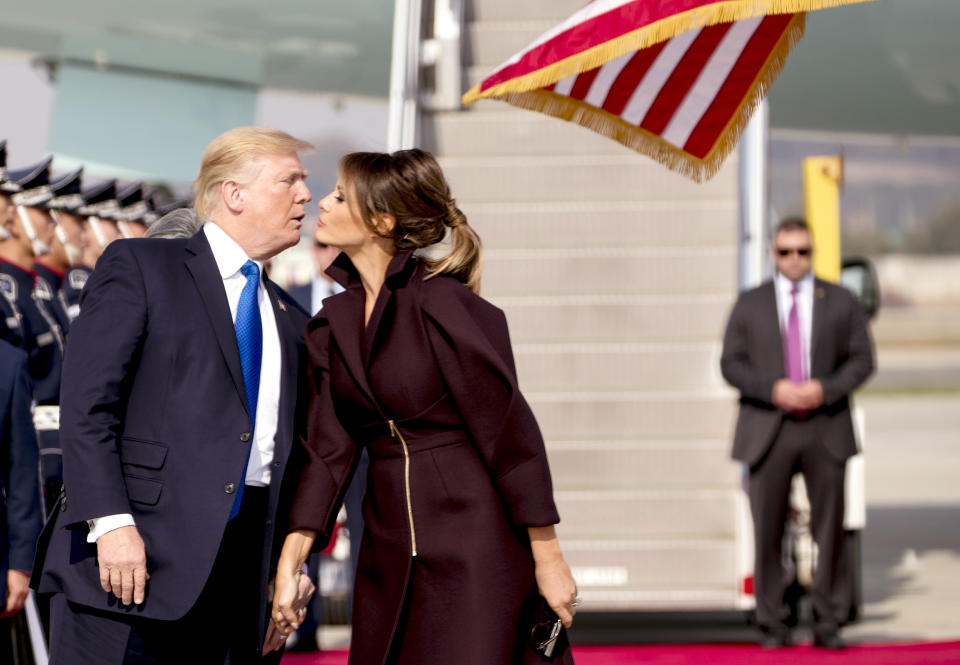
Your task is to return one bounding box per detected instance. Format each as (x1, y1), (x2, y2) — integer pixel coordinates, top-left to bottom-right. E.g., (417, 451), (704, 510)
(424, 203), (482, 294)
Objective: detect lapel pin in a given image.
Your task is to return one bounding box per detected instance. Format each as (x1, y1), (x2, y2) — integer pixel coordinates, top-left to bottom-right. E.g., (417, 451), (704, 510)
(278, 300), (287, 312)
(816, 287), (825, 299)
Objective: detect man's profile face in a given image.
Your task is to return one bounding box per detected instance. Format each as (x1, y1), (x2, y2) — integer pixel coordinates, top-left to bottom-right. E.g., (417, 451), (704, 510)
(28, 206), (57, 249)
(239, 151), (311, 260)
(773, 228), (813, 282)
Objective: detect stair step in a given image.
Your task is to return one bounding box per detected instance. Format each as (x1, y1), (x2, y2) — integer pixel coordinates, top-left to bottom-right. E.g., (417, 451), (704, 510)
(527, 391), (737, 439)
(466, 0), (587, 23)
(555, 489), (738, 539)
(563, 540), (740, 600)
(425, 108), (646, 156)
(464, 21), (556, 69)
(514, 342), (725, 392)
(482, 247), (737, 297)
(463, 200), (737, 250)
(491, 295), (735, 343)
(545, 439), (739, 491)
(440, 154), (739, 203)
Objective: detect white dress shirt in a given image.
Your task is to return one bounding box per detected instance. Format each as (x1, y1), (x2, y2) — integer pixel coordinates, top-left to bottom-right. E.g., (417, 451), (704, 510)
(87, 222), (283, 542)
(310, 275), (344, 315)
(774, 270), (814, 380)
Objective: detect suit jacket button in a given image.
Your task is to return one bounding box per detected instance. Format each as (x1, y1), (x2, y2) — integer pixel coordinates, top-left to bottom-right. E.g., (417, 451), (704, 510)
(240, 432), (251, 442)
(224, 483), (236, 494)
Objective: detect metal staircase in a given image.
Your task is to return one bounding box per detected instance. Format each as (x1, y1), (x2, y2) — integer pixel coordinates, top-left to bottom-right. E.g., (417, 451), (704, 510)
(418, 0), (749, 610)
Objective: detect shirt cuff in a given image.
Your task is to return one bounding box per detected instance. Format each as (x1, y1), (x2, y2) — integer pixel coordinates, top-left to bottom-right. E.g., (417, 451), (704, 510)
(86, 514), (137, 543)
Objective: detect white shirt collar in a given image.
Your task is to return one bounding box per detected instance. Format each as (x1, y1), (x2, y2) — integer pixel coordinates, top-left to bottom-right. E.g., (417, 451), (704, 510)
(775, 270), (814, 298)
(203, 221), (263, 280)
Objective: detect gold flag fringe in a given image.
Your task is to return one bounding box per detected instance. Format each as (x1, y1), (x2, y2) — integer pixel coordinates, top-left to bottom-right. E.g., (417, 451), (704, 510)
(488, 14), (805, 183)
(462, 0), (878, 105)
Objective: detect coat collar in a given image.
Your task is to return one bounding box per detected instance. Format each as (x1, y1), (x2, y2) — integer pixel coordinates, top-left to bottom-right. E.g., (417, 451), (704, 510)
(320, 249), (420, 415)
(325, 249), (419, 291)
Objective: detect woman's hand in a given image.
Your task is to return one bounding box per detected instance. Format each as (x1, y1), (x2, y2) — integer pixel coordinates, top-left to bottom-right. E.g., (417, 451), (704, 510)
(529, 525), (579, 629)
(272, 563), (303, 636)
(271, 530), (318, 636)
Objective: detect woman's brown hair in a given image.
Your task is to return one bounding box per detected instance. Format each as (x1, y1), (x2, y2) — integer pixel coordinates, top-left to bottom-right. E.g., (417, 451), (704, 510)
(338, 149), (482, 293)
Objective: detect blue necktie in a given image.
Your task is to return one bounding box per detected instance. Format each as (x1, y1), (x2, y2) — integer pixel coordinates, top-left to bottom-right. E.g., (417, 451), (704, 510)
(229, 260), (262, 520)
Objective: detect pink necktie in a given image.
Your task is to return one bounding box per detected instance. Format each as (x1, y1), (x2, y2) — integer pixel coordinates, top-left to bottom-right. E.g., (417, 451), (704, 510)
(784, 286), (805, 383)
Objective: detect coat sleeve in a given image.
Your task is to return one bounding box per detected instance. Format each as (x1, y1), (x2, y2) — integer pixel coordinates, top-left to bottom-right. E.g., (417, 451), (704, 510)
(720, 295), (778, 406)
(287, 319), (362, 546)
(819, 292), (875, 406)
(421, 279), (560, 527)
(3, 349), (43, 571)
(59, 240), (148, 527)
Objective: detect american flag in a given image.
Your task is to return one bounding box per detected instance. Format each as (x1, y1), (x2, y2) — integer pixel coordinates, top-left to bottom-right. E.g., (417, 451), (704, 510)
(462, 0), (878, 182)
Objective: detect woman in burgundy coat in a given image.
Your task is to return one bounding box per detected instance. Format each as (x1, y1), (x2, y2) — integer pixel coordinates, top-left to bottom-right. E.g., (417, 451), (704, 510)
(272, 149), (577, 664)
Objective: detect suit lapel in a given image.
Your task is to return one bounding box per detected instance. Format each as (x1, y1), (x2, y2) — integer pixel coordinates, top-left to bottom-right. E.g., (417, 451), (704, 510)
(811, 279), (828, 371)
(184, 232), (248, 413)
(763, 281), (786, 376)
(265, 279), (298, 463)
(322, 288), (381, 411)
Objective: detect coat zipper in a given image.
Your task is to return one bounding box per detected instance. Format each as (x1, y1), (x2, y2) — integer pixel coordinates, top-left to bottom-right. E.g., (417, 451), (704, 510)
(388, 419), (418, 557)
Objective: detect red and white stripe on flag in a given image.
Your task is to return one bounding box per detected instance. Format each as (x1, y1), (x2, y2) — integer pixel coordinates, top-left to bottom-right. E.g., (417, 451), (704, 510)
(462, 0), (878, 182)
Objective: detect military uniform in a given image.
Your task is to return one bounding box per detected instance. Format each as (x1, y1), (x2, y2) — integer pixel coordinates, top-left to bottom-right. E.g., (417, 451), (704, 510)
(1, 157), (67, 516)
(0, 142), (29, 350)
(61, 178), (118, 320)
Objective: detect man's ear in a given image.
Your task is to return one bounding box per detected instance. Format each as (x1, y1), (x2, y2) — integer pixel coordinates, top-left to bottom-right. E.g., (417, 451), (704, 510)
(373, 213), (396, 236)
(222, 180), (245, 214)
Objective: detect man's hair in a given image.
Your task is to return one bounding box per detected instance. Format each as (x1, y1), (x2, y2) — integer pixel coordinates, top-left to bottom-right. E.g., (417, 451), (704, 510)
(145, 208), (201, 239)
(775, 216), (810, 235)
(192, 127), (313, 221)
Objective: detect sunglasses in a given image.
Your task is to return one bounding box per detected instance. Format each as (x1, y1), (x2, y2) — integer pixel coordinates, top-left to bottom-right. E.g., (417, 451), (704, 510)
(776, 247), (812, 257)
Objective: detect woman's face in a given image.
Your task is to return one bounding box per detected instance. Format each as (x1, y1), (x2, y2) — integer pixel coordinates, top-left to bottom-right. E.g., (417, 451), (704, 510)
(315, 179), (373, 251)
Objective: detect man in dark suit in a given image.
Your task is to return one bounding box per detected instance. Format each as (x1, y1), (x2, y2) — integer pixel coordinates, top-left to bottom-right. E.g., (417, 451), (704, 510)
(0, 339), (43, 659)
(34, 127), (316, 664)
(721, 217), (874, 649)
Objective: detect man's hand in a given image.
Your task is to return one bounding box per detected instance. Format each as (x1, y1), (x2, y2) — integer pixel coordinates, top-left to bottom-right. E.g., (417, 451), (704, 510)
(96, 525), (149, 605)
(773, 379), (803, 410)
(773, 379), (823, 411)
(0, 570), (30, 618)
(796, 379), (824, 409)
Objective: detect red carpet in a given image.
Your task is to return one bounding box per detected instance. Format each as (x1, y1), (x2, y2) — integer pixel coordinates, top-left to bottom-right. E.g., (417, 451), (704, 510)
(282, 641), (960, 664)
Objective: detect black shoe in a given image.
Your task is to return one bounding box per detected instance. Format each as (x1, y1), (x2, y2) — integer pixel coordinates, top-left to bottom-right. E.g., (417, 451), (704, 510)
(813, 631), (846, 650)
(760, 628), (792, 649)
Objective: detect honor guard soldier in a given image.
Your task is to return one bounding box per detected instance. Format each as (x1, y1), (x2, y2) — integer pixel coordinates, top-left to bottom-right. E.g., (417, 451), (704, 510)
(33, 167), (85, 335)
(111, 182), (150, 238)
(0, 141), (29, 350)
(82, 179), (123, 266)
(0, 156), (67, 517)
(45, 167), (90, 323)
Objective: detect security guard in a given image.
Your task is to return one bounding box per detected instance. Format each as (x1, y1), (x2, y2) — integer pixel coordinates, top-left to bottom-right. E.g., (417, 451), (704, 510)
(0, 156), (66, 517)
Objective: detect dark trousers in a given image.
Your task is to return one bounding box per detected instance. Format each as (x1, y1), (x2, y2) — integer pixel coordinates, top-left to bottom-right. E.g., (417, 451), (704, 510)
(37, 429), (63, 519)
(48, 487), (274, 665)
(748, 419), (848, 634)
